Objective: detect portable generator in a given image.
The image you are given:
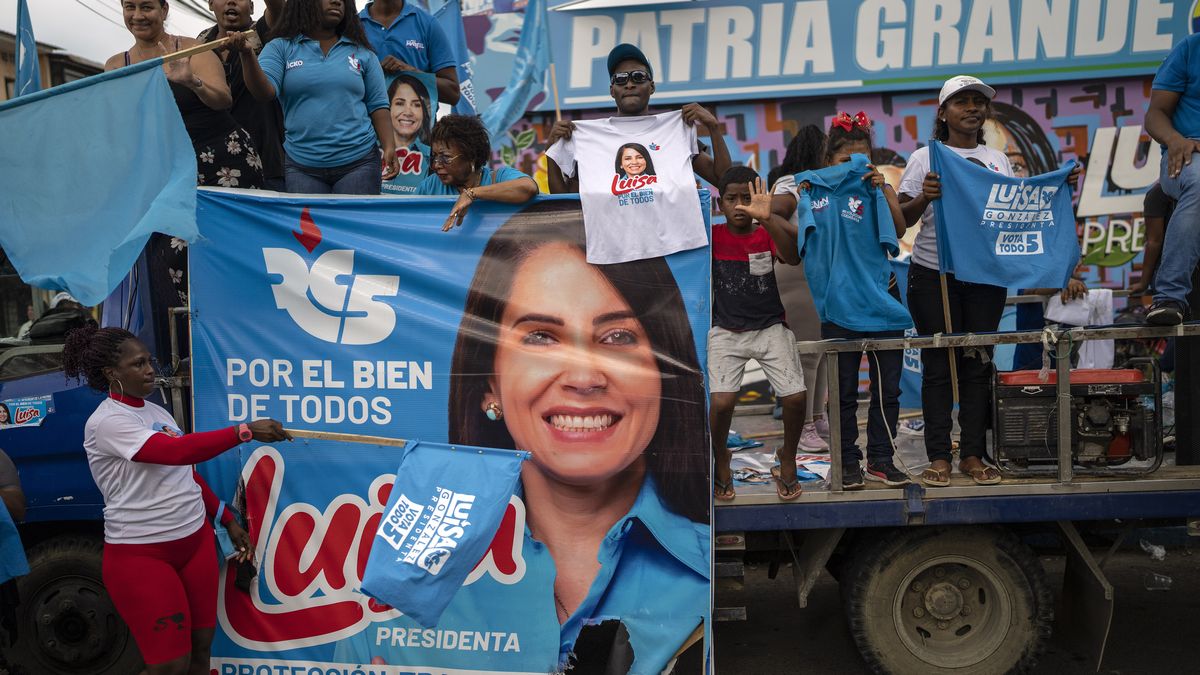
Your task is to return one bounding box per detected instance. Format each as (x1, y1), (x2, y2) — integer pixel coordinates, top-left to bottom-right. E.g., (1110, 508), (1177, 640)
(992, 366), (1162, 473)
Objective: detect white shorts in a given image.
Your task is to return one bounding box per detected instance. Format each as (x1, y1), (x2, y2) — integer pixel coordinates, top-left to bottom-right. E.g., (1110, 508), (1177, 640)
(707, 323), (806, 397)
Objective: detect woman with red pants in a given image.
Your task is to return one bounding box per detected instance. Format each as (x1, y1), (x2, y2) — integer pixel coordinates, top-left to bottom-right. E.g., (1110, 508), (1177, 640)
(63, 325), (290, 674)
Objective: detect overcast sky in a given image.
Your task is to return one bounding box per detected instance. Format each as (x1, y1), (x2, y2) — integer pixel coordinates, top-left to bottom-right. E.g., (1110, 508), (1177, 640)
(0, 1), (263, 65)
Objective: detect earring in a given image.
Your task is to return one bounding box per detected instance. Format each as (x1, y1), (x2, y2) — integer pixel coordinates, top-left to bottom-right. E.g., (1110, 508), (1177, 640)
(484, 401), (503, 421)
(110, 379), (125, 398)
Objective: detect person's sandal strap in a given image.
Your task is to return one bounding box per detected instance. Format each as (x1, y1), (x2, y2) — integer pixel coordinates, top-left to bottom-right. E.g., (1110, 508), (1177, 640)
(920, 467), (950, 486)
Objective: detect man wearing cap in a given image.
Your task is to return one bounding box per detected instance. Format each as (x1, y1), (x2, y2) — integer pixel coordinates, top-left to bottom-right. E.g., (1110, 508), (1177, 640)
(545, 43), (731, 193)
(1145, 33), (1200, 325)
(360, 0), (461, 105)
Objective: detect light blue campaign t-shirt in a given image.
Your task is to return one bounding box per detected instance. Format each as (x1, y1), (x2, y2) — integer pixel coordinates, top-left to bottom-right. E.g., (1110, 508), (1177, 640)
(1154, 33), (1200, 141)
(415, 165), (531, 196)
(793, 154), (912, 332)
(258, 35), (389, 168)
(359, 1), (456, 74)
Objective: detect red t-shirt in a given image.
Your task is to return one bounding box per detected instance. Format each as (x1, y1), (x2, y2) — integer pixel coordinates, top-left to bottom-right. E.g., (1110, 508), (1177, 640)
(712, 223), (785, 331)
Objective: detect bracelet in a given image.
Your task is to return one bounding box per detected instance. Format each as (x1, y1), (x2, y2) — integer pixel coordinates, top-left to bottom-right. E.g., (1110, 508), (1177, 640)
(464, 187), (477, 201)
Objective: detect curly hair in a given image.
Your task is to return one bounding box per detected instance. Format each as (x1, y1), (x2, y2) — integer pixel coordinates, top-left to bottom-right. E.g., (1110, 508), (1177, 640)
(429, 114), (492, 172)
(270, 0), (372, 48)
(767, 124), (825, 189)
(825, 121), (875, 163)
(717, 165), (759, 194)
(62, 324), (136, 392)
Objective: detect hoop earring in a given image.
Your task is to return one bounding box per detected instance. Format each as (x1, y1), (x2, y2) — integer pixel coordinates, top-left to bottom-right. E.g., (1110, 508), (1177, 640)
(484, 401), (503, 422)
(110, 379), (125, 398)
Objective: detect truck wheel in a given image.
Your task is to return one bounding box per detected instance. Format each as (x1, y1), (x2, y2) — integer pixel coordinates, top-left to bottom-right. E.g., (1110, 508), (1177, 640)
(843, 526), (1052, 675)
(8, 536), (143, 674)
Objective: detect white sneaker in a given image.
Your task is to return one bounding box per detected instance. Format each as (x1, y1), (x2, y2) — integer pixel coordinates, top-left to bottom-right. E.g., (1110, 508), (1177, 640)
(813, 415), (830, 438)
(798, 423), (829, 453)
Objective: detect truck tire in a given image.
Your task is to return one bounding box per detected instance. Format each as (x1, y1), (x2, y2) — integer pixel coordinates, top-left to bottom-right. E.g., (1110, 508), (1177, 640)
(843, 526), (1052, 675)
(7, 536), (143, 674)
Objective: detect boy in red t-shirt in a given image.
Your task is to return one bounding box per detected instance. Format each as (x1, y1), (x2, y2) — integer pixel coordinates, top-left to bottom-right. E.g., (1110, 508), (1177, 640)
(710, 166), (806, 501)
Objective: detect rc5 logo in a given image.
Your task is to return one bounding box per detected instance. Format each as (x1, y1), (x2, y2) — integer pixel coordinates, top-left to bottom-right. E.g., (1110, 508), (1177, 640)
(263, 207), (399, 345)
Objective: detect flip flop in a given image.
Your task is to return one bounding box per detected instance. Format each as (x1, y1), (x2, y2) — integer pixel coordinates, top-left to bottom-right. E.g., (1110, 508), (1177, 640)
(961, 463), (1002, 485)
(770, 463), (803, 500)
(774, 474), (803, 501)
(920, 464), (951, 488)
(714, 479), (736, 501)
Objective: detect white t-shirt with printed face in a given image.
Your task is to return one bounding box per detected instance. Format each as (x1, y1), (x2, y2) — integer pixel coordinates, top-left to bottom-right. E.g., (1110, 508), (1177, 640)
(546, 110), (708, 264)
(898, 144), (1014, 271)
(84, 398), (205, 544)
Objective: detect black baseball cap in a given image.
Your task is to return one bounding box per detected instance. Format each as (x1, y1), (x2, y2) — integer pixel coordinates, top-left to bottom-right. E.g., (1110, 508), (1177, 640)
(607, 43), (653, 80)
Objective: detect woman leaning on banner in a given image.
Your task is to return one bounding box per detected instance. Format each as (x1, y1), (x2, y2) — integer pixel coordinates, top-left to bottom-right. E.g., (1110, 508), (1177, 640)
(415, 114), (539, 231)
(898, 76), (1079, 488)
(63, 325), (290, 674)
(227, 0), (400, 194)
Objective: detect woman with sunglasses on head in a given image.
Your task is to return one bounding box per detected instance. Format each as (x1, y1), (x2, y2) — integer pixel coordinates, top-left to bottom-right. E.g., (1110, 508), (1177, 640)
(63, 325), (291, 674)
(416, 114), (539, 231)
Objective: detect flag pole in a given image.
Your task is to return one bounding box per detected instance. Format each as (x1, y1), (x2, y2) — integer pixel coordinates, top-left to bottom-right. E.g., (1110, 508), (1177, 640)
(549, 62), (562, 123)
(160, 30), (255, 64)
(938, 273), (960, 405)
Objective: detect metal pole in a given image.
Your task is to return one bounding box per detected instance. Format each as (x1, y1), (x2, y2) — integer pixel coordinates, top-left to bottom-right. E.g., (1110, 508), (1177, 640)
(1056, 334), (1073, 485)
(826, 348), (843, 493)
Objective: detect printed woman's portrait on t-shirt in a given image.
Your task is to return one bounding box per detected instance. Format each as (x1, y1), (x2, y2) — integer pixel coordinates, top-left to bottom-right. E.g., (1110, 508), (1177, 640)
(614, 142), (657, 178)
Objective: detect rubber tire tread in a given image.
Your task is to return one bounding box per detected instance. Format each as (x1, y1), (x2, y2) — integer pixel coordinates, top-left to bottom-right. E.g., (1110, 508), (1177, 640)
(7, 535), (144, 675)
(842, 526), (1053, 675)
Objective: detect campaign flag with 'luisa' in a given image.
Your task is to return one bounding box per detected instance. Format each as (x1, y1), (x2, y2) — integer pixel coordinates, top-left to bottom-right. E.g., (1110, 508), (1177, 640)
(929, 141), (1079, 289)
(0, 58), (197, 306)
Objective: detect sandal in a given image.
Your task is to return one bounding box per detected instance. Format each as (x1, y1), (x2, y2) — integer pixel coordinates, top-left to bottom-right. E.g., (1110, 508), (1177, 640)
(920, 461), (952, 487)
(770, 459), (803, 501)
(714, 479), (736, 501)
(774, 474), (803, 501)
(960, 459), (1002, 485)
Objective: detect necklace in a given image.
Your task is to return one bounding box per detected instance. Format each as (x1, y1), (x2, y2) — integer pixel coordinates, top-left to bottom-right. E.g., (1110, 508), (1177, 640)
(553, 590), (570, 621)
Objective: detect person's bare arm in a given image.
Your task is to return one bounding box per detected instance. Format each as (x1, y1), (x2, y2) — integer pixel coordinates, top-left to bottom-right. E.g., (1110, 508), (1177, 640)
(371, 108), (399, 180)
(434, 66), (461, 106)
(227, 32), (277, 101)
(0, 487), (24, 522)
(545, 120), (579, 194)
(898, 171), (939, 228)
(1134, 215), (1165, 294)
(263, 0), (284, 27)
(683, 103), (730, 186)
(1146, 89), (1200, 179)
(170, 39), (232, 110)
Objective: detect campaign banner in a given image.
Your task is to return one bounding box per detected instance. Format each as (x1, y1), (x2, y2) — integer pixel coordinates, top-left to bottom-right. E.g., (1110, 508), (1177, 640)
(382, 71), (438, 195)
(930, 141), (1080, 290)
(542, 0), (1189, 109)
(0, 395), (53, 428)
(189, 190), (711, 673)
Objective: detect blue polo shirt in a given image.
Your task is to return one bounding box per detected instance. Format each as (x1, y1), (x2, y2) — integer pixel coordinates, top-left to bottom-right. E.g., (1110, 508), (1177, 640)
(359, 1), (456, 73)
(332, 477), (708, 673)
(1153, 33), (1200, 140)
(415, 165), (531, 195)
(258, 35), (389, 168)
(794, 154), (912, 332)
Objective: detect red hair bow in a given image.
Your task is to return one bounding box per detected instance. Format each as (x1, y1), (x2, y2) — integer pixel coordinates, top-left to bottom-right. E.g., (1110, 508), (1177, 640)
(832, 111), (872, 132)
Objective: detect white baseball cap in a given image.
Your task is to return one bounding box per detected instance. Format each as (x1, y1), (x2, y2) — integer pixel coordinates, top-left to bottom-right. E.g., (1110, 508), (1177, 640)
(49, 292), (77, 309)
(938, 75), (996, 105)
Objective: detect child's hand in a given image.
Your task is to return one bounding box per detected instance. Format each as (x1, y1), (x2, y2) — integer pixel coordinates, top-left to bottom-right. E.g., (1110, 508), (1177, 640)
(862, 164), (886, 189)
(734, 177), (773, 222)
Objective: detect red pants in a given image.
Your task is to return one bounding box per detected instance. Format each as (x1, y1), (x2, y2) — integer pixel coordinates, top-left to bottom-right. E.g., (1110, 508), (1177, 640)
(102, 523), (217, 665)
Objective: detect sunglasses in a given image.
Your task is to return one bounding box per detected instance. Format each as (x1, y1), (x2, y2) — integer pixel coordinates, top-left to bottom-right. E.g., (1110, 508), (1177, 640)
(611, 70), (651, 86)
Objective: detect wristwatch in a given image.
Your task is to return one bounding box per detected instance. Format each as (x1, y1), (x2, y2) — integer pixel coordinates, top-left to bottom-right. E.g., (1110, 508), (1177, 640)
(237, 423), (252, 443)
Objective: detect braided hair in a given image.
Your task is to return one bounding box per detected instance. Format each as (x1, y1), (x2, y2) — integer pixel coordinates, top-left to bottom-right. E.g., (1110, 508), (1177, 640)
(62, 324), (136, 392)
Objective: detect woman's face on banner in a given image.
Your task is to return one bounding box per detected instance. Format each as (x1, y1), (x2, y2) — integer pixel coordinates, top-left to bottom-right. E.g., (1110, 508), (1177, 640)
(489, 244), (662, 484)
(0, 407), (8, 424)
(390, 83), (425, 144)
(620, 148), (646, 176)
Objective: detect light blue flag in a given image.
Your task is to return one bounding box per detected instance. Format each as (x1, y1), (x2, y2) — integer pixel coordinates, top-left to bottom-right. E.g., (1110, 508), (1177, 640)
(14, 0), (40, 96)
(480, 0), (550, 146)
(362, 441), (529, 628)
(929, 141), (1079, 290)
(0, 59), (197, 307)
(425, 0), (477, 116)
